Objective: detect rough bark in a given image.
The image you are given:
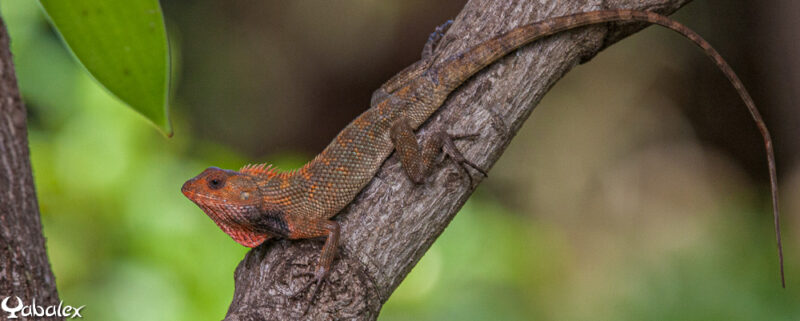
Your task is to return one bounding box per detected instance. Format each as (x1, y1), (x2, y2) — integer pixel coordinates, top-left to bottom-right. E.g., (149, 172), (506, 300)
(0, 15), (62, 319)
(225, 0), (690, 320)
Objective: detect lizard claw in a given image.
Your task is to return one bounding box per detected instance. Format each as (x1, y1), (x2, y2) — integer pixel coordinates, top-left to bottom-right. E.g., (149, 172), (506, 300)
(304, 276), (325, 311)
(450, 132), (481, 141)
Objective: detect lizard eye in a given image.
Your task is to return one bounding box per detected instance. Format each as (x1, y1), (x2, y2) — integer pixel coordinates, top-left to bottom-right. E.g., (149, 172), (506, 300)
(207, 176), (226, 190)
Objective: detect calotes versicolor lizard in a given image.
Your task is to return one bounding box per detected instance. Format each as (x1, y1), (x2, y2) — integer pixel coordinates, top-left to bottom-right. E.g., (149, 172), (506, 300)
(182, 10), (784, 301)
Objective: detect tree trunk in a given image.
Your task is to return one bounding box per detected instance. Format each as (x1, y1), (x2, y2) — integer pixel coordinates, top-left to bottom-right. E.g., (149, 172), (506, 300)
(0, 15), (62, 320)
(224, 0), (690, 319)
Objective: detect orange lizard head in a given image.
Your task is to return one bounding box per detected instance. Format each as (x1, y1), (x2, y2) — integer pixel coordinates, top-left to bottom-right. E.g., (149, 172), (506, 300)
(182, 167), (271, 247)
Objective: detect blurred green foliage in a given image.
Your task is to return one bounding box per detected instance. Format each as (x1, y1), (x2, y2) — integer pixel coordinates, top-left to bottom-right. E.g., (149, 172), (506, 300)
(2, 1), (797, 320)
(4, 2), (244, 320)
(38, 0), (171, 135)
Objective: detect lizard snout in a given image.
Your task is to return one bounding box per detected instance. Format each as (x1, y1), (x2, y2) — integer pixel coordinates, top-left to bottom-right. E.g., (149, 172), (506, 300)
(181, 176), (200, 197)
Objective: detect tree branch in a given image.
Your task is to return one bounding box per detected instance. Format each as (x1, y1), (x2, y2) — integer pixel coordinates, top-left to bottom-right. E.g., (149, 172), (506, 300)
(0, 15), (62, 317)
(225, 0), (690, 320)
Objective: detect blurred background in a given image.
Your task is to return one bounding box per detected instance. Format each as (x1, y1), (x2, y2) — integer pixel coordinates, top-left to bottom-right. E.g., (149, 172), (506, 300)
(2, 0), (798, 320)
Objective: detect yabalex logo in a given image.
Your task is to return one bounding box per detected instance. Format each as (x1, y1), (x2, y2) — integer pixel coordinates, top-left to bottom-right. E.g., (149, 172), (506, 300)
(1, 296), (85, 319)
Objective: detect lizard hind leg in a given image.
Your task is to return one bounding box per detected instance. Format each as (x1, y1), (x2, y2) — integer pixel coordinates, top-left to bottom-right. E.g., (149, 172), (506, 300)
(370, 20), (454, 107)
(390, 117), (486, 186)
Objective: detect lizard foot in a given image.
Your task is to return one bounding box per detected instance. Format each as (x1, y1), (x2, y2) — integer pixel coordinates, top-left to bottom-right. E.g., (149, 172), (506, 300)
(289, 271), (314, 299)
(441, 132), (487, 187)
(422, 19), (454, 60)
(289, 266), (330, 315)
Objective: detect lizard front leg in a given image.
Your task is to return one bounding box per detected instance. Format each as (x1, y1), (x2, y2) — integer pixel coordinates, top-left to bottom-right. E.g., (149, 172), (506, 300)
(390, 117), (486, 185)
(285, 217), (340, 302)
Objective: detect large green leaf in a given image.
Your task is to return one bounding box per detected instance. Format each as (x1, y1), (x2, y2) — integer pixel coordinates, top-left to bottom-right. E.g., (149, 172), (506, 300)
(38, 0), (172, 136)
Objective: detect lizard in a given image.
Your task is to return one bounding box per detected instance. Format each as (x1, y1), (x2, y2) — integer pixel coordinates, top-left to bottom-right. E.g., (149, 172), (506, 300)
(181, 9), (785, 303)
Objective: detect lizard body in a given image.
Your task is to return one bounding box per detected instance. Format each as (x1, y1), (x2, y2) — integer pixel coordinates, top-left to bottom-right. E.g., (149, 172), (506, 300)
(182, 9), (784, 296)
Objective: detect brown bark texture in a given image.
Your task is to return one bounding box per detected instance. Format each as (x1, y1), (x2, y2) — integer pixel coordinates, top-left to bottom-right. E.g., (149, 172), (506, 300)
(225, 0), (690, 320)
(0, 15), (63, 320)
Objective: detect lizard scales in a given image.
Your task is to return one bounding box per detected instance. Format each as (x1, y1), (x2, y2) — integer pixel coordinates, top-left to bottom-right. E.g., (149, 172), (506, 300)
(182, 9), (784, 293)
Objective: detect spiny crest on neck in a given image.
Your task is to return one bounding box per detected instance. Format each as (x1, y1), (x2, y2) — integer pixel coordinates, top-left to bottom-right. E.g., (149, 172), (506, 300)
(239, 163), (298, 178)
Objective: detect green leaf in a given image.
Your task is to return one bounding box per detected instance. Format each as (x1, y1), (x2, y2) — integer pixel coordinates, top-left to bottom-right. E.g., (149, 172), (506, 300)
(38, 0), (172, 136)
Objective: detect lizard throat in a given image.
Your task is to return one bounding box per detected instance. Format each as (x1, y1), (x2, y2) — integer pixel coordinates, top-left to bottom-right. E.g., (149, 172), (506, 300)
(195, 202), (270, 248)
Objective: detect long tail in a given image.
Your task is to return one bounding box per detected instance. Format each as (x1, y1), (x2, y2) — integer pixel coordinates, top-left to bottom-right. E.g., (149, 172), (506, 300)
(436, 9), (784, 287)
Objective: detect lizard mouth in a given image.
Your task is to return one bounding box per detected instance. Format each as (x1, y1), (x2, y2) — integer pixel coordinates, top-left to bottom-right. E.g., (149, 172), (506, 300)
(183, 191), (219, 206)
